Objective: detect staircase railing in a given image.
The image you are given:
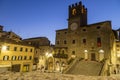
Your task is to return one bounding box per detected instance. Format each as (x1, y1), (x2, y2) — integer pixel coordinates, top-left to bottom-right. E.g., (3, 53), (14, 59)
(99, 59), (108, 76)
(63, 58), (79, 74)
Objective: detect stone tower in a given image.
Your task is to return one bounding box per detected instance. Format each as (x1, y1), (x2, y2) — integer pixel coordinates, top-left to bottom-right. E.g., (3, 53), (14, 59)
(68, 1), (87, 31)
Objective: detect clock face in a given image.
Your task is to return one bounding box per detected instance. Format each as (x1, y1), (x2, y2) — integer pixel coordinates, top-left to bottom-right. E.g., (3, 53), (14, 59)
(70, 23), (78, 30)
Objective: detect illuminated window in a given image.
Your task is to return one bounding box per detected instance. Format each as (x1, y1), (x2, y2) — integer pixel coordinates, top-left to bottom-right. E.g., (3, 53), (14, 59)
(72, 8), (77, 15)
(3, 56), (9, 60)
(18, 56), (22, 60)
(12, 56), (16, 60)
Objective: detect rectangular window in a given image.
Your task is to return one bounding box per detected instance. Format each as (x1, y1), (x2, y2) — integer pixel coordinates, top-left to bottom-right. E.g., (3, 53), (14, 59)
(18, 56), (22, 60)
(12, 56), (16, 60)
(24, 56), (27, 60)
(3, 56), (9, 60)
(25, 48), (28, 52)
(14, 47), (17, 51)
(64, 40), (67, 44)
(6, 46), (10, 51)
(57, 41), (59, 44)
(83, 39), (86, 44)
(72, 40), (75, 44)
(20, 47), (23, 51)
(30, 49), (32, 52)
(29, 56), (32, 60)
(97, 37), (101, 47)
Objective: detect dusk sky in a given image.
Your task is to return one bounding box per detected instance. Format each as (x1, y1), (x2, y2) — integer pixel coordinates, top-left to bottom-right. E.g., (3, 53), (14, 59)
(0, 0), (120, 44)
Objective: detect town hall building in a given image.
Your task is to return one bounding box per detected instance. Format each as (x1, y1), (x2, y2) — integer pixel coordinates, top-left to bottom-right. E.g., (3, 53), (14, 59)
(54, 1), (117, 75)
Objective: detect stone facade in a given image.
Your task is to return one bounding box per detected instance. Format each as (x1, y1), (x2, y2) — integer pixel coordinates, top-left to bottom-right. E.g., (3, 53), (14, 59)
(55, 2), (116, 63)
(22, 37), (54, 71)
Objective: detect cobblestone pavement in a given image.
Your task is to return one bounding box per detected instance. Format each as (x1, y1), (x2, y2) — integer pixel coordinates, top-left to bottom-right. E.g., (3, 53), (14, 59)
(0, 71), (120, 80)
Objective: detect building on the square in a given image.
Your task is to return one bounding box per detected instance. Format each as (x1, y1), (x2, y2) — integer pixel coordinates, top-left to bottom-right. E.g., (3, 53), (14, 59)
(54, 1), (117, 75)
(0, 38), (34, 72)
(22, 37), (54, 71)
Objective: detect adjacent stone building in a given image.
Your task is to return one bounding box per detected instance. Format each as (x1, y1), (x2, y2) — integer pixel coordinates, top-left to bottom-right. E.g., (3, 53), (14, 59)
(22, 37), (54, 71)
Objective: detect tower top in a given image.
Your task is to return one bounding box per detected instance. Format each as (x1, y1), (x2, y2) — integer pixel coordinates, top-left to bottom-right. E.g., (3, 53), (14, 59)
(68, 1), (87, 19)
(68, 1), (87, 26)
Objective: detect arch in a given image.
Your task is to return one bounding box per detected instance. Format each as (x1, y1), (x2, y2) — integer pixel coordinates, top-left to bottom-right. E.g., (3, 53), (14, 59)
(72, 8), (77, 15)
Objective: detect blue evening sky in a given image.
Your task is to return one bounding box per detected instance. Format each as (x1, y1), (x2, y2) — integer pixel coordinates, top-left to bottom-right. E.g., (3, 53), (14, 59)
(0, 0), (120, 44)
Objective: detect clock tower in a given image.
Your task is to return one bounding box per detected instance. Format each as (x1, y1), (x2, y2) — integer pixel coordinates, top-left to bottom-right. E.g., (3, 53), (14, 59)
(68, 1), (87, 30)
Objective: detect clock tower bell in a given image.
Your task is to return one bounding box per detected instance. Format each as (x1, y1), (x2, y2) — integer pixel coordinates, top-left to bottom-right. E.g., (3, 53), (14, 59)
(68, 1), (87, 30)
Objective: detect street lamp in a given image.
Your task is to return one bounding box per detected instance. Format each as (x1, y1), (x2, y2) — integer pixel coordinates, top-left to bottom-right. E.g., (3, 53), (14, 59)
(2, 45), (7, 51)
(84, 50), (88, 60)
(99, 49), (104, 61)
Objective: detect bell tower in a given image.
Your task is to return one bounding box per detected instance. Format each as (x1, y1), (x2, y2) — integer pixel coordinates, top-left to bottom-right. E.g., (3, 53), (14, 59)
(68, 1), (87, 30)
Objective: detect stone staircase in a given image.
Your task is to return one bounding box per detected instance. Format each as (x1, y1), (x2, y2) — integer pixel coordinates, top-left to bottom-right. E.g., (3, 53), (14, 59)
(65, 60), (103, 76)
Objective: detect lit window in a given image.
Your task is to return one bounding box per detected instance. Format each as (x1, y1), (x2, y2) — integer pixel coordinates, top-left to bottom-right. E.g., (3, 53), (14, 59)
(18, 56), (22, 60)
(11, 56), (16, 60)
(3, 56), (9, 60)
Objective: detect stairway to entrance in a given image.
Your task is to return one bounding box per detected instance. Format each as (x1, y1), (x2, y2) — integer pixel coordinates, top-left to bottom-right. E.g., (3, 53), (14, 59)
(65, 60), (103, 76)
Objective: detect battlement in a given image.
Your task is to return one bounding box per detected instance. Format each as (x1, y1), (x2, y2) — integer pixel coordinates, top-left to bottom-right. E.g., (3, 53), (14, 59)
(69, 1), (82, 8)
(69, 1), (87, 14)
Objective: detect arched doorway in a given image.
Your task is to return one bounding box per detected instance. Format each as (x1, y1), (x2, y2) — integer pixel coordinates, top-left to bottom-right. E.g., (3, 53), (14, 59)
(48, 57), (53, 71)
